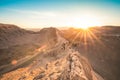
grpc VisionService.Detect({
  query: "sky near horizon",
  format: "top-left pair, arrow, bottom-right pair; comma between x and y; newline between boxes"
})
0,0 -> 120,28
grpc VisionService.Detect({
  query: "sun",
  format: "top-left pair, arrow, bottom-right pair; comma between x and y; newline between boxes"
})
73,14 -> 102,29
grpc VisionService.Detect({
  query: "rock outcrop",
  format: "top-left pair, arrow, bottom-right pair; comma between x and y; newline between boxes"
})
0,48 -> 103,80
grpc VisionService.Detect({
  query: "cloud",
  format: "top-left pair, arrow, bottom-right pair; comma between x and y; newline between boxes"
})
5,8 -> 57,18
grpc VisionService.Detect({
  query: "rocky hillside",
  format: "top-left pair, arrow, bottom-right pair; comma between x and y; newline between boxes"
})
0,23 -> 57,48
0,23 -> 104,80
1,24 -> 119,80
0,44 -> 103,80
0,23 -> 58,69
61,26 -> 120,80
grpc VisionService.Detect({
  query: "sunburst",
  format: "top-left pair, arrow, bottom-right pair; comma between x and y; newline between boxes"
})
72,14 -> 102,29
70,28 -> 109,52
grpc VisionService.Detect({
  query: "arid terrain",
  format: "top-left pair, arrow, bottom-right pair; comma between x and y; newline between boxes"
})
0,23 -> 120,80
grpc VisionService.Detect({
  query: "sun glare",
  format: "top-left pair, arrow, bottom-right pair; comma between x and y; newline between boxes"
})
73,14 -> 102,29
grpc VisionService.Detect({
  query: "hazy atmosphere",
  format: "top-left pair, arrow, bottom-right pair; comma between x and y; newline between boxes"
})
0,0 -> 120,28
